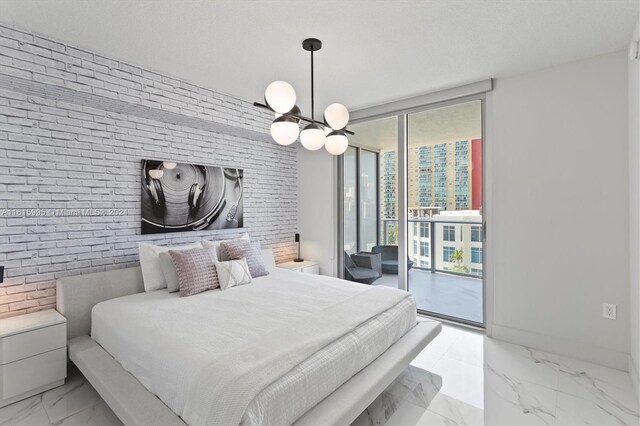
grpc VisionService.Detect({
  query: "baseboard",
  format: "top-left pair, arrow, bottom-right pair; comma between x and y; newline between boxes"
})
630,355 -> 640,408
491,324 -> 629,371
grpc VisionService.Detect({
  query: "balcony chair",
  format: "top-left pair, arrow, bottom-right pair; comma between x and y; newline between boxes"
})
372,245 -> 414,274
343,251 -> 382,285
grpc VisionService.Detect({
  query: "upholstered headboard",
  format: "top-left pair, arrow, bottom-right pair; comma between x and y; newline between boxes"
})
56,266 -> 144,340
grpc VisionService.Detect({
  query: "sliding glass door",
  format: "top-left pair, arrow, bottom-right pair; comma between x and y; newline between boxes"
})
343,145 -> 379,255
407,100 -> 484,325
342,117 -> 397,283
359,150 -> 378,252
343,146 -> 358,255
339,96 -> 486,327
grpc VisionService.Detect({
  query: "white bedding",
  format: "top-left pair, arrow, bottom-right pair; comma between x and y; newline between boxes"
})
91,268 -> 417,425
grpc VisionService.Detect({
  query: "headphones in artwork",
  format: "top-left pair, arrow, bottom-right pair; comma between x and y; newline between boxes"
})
141,160 -> 244,234
143,161 -> 207,221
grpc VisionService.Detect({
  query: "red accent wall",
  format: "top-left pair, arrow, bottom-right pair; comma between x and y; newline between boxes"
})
471,138 -> 483,210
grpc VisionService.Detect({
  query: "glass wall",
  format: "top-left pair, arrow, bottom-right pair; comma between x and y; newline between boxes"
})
343,117 -> 397,284
340,100 -> 485,326
343,146 -> 358,255
359,150 -> 378,252
407,100 -> 484,325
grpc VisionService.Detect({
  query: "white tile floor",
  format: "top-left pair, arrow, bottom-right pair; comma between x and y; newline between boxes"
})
1,323 -> 638,425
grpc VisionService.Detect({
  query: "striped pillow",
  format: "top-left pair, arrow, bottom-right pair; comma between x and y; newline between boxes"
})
221,240 -> 269,278
169,247 -> 219,297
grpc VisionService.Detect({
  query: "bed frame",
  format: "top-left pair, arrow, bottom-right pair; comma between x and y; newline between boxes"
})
56,266 -> 441,426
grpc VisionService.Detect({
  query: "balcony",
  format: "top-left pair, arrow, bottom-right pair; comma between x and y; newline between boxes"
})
375,269 -> 483,323
376,217 -> 484,325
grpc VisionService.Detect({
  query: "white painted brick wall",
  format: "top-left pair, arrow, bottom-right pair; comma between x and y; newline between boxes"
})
0,24 -> 298,318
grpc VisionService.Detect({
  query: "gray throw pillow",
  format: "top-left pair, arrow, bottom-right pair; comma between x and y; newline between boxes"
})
169,247 -> 219,297
221,240 -> 269,278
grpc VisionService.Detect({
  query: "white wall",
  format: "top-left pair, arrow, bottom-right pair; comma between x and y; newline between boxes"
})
489,50 -> 630,369
297,147 -> 338,277
628,16 -> 640,400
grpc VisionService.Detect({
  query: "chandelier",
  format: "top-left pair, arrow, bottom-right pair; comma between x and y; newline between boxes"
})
253,38 -> 353,155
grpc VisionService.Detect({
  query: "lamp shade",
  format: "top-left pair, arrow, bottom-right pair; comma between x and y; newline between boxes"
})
325,130 -> 349,155
148,169 -> 164,179
265,81 -> 296,114
324,103 -> 349,130
300,123 -> 326,151
270,115 -> 300,145
163,161 -> 176,170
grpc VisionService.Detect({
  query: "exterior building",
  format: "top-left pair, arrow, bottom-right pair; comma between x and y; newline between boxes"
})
381,151 -> 398,219
380,139 -> 483,277
407,210 -> 483,276
384,139 -> 482,216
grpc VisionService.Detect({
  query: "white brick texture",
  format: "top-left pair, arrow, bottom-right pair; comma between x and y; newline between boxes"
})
0,24 -> 298,318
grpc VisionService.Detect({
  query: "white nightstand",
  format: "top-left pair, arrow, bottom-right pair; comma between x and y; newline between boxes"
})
0,309 -> 67,408
277,260 -> 320,275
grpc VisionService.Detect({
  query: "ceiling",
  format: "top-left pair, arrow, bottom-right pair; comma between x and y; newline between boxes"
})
351,100 -> 481,151
1,0 -> 637,113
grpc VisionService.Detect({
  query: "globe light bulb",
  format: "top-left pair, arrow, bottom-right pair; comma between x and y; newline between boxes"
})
323,103 -> 349,130
270,116 -> 300,145
300,123 -> 326,151
325,130 -> 348,155
264,81 -> 296,114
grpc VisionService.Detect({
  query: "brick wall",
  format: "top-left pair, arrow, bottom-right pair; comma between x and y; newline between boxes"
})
0,24 -> 298,318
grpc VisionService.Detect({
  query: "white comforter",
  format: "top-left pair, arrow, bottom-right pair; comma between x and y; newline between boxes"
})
91,268 -> 416,425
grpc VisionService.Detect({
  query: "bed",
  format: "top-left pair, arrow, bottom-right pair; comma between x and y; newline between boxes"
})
57,261 -> 441,425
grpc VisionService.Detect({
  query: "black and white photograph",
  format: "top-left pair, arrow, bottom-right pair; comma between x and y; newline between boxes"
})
141,160 -> 243,234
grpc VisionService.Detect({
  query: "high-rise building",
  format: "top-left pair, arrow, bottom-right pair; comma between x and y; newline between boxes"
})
381,139 -> 482,218
380,151 -> 398,219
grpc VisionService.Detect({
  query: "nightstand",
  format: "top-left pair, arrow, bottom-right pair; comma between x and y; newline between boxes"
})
0,309 -> 67,408
277,260 -> 320,275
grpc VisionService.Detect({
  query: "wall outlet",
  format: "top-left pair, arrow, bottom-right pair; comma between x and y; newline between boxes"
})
602,303 -> 617,320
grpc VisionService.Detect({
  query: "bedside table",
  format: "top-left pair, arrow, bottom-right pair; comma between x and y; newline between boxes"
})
277,260 -> 320,275
0,309 -> 67,408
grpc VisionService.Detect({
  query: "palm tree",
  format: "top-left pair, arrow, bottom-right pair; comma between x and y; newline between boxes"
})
448,247 -> 468,273
449,247 -> 464,266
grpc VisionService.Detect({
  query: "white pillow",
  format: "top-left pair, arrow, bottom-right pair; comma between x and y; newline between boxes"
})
201,233 -> 250,261
215,258 -> 252,290
158,252 -> 178,292
139,241 -> 203,292
261,247 -> 276,269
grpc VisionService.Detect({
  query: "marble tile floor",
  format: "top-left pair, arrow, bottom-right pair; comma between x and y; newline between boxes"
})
391,323 -> 639,425
1,323 -> 638,425
0,363 -> 121,426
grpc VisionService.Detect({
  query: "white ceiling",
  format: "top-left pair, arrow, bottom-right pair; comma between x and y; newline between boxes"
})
1,0 -> 637,113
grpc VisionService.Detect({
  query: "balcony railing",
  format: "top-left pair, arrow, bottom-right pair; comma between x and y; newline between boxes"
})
381,218 -> 483,279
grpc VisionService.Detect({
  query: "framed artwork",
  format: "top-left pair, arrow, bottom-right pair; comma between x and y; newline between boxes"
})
141,160 -> 243,234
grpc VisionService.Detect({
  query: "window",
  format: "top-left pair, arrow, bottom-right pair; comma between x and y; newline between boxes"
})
421,241 -> 429,257
471,247 -> 483,264
471,226 -> 482,242
471,268 -> 483,276
443,225 -> 455,241
443,246 -> 455,262
420,223 -> 429,238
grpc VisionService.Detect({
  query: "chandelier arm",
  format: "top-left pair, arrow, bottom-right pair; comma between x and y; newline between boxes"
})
253,102 -> 354,135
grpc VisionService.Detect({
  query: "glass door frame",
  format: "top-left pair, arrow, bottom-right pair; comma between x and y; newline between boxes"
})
338,93 -> 488,328
339,145 -> 381,257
